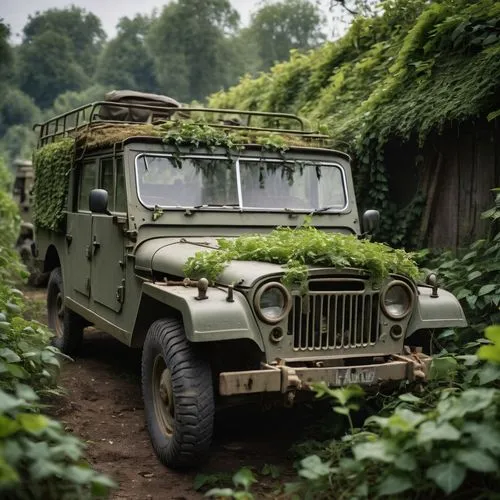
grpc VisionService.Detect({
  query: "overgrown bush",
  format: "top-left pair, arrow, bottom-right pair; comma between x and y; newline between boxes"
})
209,0 -> 500,247
418,188 -> 500,342
0,156 -> 114,498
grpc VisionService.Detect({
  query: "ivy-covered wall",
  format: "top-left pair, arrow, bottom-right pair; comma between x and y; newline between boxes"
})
208,0 -> 500,249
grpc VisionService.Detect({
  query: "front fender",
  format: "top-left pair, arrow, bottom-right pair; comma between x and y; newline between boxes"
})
138,282 -> 264,350
406,286 -> 467,337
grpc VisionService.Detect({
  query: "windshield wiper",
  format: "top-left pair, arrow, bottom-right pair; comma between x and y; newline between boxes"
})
193,203 -> 240,209
310,206 -> 337,214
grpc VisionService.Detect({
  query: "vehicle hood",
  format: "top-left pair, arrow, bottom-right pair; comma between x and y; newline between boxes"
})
134,237 -> 286,287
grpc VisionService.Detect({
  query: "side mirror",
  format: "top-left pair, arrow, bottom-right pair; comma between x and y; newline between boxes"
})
89,189 -> 110,214
362,209 -> 380,234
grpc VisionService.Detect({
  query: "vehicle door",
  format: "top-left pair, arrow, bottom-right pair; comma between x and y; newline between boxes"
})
90,157 -> 127,313
66,159 -> 96,297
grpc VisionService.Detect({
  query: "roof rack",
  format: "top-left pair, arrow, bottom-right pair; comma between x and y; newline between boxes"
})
34,100 -> 329,149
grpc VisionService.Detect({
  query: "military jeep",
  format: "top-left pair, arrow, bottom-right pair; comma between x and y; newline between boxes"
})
33,91 -> 467,468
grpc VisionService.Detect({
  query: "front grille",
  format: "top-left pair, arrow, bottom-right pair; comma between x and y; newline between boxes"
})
289,286 -> 380,351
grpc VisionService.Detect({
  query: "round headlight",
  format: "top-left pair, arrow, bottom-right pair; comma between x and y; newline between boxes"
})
381,281 -> 414,319
254,282 -> 292,324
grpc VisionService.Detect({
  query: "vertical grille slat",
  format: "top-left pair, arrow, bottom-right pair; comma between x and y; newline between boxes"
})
290,281 -> 380,351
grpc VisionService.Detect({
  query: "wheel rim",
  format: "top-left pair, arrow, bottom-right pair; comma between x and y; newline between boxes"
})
54,292 -> 64,338
152,354 -> 175,437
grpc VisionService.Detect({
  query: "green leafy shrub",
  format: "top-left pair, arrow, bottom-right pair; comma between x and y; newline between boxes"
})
286,333 -> 500,499
418,189 -> 500,339
0,155 -> 115,498
184,224 -> 420,290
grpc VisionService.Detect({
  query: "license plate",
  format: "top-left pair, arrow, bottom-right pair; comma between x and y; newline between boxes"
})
334,367 -> 376,386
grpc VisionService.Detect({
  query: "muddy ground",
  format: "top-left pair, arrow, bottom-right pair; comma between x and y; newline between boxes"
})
24,289 -> 327,499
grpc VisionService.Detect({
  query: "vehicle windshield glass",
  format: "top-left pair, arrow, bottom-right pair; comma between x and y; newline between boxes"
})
135,154 -> 347,211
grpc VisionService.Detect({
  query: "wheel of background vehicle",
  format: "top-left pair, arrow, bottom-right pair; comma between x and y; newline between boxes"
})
47,267 -> 85,355
142,318 -> 214,468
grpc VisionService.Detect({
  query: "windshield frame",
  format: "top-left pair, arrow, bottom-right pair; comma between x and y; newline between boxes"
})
134,153 -> 350,213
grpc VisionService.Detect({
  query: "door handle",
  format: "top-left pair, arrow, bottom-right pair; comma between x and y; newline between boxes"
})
92,235 -> 100,253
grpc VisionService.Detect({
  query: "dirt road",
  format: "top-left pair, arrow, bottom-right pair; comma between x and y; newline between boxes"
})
25,290 -> 313,499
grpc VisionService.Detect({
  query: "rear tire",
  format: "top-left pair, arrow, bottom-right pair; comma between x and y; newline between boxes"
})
142,318 -> 214,468
47,267 -> 85,355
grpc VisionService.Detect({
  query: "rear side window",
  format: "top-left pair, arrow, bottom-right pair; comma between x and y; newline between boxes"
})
100,158 -> 115,210
78,161 -> 97,211
115,158 -> 126,213
98,157 -> 126,213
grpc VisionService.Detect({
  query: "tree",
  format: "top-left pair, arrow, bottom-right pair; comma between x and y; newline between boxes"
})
22,6 -> 105,73
96,16 -> 158,93
18,31 -> 89,109
0,21 -> 13,94
247,0 -> 326,71
147,0 -> 241,101
0,88 -> 41,136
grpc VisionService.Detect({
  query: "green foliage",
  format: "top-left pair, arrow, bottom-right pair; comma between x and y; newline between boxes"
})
0,155 -> 115,498
158,120 -> 296,152
286,336 -> 500,499
184,224 -> 420,289
209,0 -> 500,247
206,467 -> 257,499
418,189 -> 500,340
32,138 -> 74,233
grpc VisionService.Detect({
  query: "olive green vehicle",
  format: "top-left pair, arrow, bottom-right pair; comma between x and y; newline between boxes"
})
11,159 -> 38,276
33,91 -> 466,468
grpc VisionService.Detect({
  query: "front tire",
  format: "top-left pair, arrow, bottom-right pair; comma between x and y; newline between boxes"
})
142,318 -> 214,468
47,267 -> 85,355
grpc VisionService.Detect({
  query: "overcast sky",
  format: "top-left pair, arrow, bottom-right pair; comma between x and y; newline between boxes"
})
1,0 -> 277,41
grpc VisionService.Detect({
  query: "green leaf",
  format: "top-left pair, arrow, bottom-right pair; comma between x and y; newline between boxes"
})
91,474 -> 117,497
487,109 -> 500,122
430,356 -> 458,380
17,413 -> 49,434
64,465 -> 95,484
15,384 -> 39,401
0,415 -> 20,437
426,462 -> 466,494
353,440 -> 395,463
0,389 -> 23,412
417,421 -> 460,444
377,474 -> 413,496
394,453 -> 417,472
232,467 -> 256,491
456,449 -> 497,472
205,488 -> 235,498
398,393 -> 421,403
478,284 -> 496,296
299,455 -> 332,480
6,363 -> 29,379
0,348 -> 21,363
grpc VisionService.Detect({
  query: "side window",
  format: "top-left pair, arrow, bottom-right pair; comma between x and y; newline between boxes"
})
100,158 -> 115,211
115,158 -> 127,213
78,161 -> 97,211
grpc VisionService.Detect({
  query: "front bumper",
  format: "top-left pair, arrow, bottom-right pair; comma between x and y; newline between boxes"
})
219,352 -> 431,396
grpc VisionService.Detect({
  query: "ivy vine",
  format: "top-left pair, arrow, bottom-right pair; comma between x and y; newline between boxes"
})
184,224 -> 420,291
208,0 -> 500,248
33,138 -> 75,233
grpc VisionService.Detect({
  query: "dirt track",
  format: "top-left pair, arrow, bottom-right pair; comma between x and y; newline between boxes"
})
25,290 -> 315,499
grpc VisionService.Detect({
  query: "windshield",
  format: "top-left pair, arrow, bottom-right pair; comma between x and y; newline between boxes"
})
135,154 -> 347,211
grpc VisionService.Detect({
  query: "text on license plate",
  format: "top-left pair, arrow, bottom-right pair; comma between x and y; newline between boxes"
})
334,368 -> 376,386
